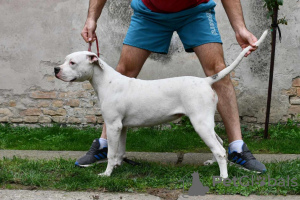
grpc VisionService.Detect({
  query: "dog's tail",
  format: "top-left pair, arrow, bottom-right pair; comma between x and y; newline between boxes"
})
205,30 -> 268,85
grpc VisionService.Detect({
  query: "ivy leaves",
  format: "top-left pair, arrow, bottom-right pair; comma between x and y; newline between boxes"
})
263,0 -> 287,25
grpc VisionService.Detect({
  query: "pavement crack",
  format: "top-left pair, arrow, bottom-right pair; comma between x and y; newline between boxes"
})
176,152 -> 184,164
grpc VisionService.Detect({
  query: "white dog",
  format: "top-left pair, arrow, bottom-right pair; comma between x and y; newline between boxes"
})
55,31 -> 268,178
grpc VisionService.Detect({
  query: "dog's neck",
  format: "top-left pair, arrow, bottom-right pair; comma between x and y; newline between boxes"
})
89,60 -> 124,102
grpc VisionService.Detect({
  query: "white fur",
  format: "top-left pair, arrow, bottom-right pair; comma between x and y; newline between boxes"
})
56,31 -> 268,179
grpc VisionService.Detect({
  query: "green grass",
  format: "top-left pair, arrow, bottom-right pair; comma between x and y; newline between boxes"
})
0,118 -> 299,153
0,157 -> 299,196
0,119 -> 299,195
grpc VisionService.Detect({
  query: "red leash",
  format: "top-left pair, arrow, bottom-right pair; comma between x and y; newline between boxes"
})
88,35 -> 100,57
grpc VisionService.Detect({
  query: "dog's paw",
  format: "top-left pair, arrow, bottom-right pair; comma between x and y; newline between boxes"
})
204,160 -> 215,165
213,176 -> 226,182
98,172 -> 110,177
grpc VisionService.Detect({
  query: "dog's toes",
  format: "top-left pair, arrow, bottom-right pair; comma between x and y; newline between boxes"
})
98,172 -> 110,177
204,160 -> 214,165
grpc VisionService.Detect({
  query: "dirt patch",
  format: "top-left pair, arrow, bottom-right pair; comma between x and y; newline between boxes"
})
147,188 -> 181,200
2,183 -> 38,190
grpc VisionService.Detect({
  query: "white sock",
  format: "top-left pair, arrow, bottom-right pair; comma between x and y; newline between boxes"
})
99,138 -> 108,149
229,140 -> 244,153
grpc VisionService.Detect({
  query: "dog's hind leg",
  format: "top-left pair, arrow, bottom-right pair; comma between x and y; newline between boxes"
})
189,114 -> 228,178
98,121 -> 124,177
204,133 -> 224,165
119,127 -> 127,161
215,133 -> 223,146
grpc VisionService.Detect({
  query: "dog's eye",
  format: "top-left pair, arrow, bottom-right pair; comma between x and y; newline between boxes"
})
69,61 -> 76,65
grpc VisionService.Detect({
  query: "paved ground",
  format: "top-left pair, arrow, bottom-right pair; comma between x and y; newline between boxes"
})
1,150 -> 300,199
1,150 -> 300,164
1,190 -> 300,200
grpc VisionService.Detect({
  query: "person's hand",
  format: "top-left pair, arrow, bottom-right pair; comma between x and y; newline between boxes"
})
235,28 -> 258,57
81,18 -> 97,43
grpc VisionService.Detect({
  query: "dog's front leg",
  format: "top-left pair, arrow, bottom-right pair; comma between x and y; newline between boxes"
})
98,122 -> 124,177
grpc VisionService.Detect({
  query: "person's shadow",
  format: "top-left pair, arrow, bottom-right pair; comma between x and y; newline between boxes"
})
188,172 -> 209,196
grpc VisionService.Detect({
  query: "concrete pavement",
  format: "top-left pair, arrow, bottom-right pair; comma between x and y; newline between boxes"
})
1,190 -> 300,200
1,150 -> 300,164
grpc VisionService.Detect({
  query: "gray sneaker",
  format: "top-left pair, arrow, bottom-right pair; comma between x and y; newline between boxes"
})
228,143 -> 267,173
75,139 -> 108,167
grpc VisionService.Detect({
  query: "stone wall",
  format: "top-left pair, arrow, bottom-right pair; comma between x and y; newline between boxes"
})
0,82 -> 102,125
0,0 -> 299,126
286,78 -> 300,119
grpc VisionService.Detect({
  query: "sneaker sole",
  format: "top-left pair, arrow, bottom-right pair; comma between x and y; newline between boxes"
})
228,160 -> 266,174
75,158 -> 108,168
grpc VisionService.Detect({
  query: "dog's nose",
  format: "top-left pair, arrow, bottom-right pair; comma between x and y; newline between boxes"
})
54,67 -> 60,75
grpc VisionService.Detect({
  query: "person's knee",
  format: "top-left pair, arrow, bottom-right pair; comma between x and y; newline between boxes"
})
206,62 -> 226,76
208,63 -> 232,87
116,63 -> 138,78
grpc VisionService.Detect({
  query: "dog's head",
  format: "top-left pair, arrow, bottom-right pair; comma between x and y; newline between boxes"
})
54,51 -> 103,82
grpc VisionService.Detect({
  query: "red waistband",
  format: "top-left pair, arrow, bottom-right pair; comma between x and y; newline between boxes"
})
142,0 -> 210,13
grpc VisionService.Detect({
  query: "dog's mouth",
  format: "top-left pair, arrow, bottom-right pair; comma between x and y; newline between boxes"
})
55,74 -> 76,82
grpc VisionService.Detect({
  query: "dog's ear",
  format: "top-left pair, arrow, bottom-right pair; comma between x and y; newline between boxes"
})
86,53 -> 104,69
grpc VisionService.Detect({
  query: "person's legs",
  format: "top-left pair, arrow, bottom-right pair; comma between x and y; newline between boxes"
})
193,43 -> 242,144
193,43 -> 266,173
75,45 -> 151,167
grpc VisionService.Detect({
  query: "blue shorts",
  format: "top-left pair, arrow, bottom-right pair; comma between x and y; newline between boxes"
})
123,0 -> 222,54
